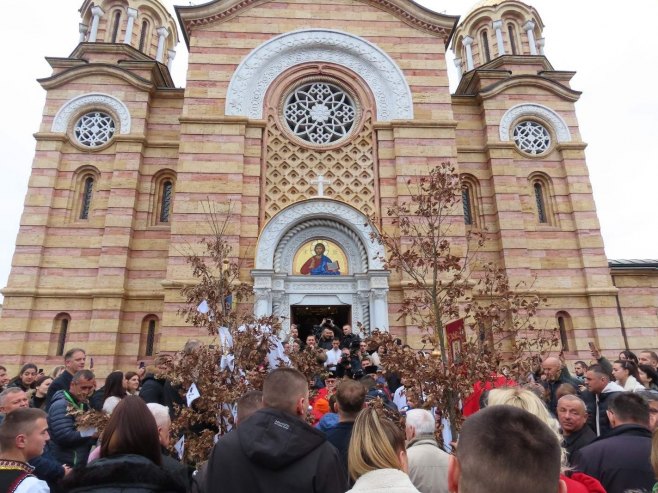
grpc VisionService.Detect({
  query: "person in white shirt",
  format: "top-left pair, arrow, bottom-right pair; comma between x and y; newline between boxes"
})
325,338 -> 342,371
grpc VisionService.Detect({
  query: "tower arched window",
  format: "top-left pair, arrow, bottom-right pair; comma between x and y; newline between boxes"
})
534,182 -> 547,224
80,176 -> 94,220
52,313 -> 71,357
556,311 -> 575,352
481,30 -> 491,63
508,24 -> 518,54
138,20 -> 149,52
462,186 -> 473,225
110,11 -> 121,43
160,180 -> 173,223
140,316 -> 159,357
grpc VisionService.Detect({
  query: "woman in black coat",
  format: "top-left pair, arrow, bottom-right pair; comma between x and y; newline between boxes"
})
62,396 -> 185,493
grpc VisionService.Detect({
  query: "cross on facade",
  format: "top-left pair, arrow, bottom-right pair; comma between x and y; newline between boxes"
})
311,174 -> 331,197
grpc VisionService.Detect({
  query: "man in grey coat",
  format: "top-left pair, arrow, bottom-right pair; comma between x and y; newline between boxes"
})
405,409 -> 449,493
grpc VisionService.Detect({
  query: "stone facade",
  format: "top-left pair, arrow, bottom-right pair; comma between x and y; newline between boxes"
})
0,0 -> 656,376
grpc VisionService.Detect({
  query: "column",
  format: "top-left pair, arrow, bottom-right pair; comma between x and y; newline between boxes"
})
167,49 -> 176,71
252,270 -> 274,317
523,20 -> 538,55
463,36 -> 474,71
537,37 -> 545,56
493,20 -> 505,56
453,58 -> 462,79
123,8 -> 138,45
155,27 -> 169,63
370,289 -> 389,331
79,23 -> 88,43
88,6 -> 104,42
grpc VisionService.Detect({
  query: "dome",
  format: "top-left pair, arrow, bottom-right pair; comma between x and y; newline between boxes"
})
461,0 -> 503,22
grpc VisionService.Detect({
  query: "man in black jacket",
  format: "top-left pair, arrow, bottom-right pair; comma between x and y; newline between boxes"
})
573,392 -> 654,493
47,370 -> 96,467
44,348 -> 86,411
205,368 -> 347,493
556,395 -> 595,464
581,364 -> 624,437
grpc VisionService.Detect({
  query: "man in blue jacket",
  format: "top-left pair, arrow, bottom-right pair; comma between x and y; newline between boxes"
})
47,369 -> 97,467
573,392 -> 654,493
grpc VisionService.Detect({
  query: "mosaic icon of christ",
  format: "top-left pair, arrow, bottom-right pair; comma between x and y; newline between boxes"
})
300,242 -> 340,275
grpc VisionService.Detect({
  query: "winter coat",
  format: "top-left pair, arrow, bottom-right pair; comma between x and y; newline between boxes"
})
205,407 -> 347,493
563,425 -> 596,465
544,370 -> 581,416
139,375 -> 166,406
581,382 -> 623,437
47,390 -> 95,466
62,454 -> 185,493
620,375 -> 645,392
561,472 -> 606,493
45,371 -> 73,411
573,423 -> 654,493
405,436 -> 450,493
347,469 -> 420,493
326,421 -> 355,480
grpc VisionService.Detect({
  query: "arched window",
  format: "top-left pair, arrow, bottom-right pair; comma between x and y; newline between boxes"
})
80,176 -> 94,220
110,11 -> 121,43
462,186 -> 473,225
508,24 -> 518,55
52,313 -> 71,357
160,180 -> 173,223
481,30 -> 491,63
138,20 -> 149,52
461,175 -> 482,228
534,182 -> 547,224
140,316 -> 158,357
556,311 -> 575,352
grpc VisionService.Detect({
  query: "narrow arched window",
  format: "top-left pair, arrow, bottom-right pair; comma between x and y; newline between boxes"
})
508,24 -> 518,54
56,318 -> 69,356
462,186 -> 473,225
110,11 -> 121,43
138,20 -> 149,52
557,315 -> 569,351
534,182 -> 547,223
80,176 -> 94,220
481,30 -> 491,62
146,319 -> 156,357
160,180 -> 173,223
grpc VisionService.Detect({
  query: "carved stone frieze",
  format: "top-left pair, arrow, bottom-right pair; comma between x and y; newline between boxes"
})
52,93 -> 131,134
226,29 -> 413,121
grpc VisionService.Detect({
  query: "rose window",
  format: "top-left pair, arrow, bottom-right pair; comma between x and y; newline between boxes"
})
74,111 -> 116,147
283,82 -> 356,145
513,121 -> 551,155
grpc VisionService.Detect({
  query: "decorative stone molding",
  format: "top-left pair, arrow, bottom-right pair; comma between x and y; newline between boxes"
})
499,104 -> 571,143
226,29 -> 413,121
255,199 -> 384,271
275,221 -> 367,275
52,93 -> 131,134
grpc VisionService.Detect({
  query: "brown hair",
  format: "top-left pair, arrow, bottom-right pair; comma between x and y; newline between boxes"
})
262,368 -> 308,414
336,379 -> 366,417
99,396 -> 162,465
0,408 -> 47,450
348,407 -> 405,481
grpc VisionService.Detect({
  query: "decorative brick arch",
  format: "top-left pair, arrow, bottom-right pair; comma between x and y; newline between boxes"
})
225,29 -> 413,121
499,103 -> 571,143
51,93 -> 131,134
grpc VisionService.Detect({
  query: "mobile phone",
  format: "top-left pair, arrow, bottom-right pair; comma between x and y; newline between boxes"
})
588,341 -> 597,351
138,361 -> 145,369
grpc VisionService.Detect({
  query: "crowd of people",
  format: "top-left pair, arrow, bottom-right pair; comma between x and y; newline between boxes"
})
0,339 -> 657,493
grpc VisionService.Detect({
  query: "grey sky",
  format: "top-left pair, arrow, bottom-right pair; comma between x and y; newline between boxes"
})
1,0 -> 656,302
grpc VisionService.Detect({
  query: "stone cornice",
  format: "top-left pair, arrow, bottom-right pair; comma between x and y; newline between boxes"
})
479,75 -> 582,102
39,64 -> 157,92
175,0 -> 458,47
0,287 -> 166,299
373,119 -> 458,129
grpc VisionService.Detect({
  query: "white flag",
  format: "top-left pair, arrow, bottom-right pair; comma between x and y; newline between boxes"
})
174,435 -> 185,460
220,354 -> 235,371
186,382 -> 201,407
197,300 -> 210,314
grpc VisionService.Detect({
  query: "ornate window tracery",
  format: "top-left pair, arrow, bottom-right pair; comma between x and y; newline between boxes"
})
283,82 -> 356,145
513,120 -> 550,155
74,111 -> 116,147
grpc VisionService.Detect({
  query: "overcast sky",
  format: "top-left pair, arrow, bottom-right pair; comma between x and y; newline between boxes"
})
1,1 -> 656,302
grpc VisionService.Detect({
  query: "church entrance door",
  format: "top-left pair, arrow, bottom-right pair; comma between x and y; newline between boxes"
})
291,304 -> 351,341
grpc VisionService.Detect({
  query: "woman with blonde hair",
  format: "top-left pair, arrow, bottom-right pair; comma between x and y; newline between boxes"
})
487,388 -> 606,493
347,407 -> 420,492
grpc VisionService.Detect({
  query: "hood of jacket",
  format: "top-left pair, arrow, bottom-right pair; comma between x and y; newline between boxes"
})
602,381 -> 624,393
238,407 -> 327,471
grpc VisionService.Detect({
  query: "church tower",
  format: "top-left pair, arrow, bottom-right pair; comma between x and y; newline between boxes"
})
450,0 -> 621,353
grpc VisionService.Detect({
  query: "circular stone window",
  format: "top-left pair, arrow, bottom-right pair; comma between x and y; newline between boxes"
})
283,82 -> 356,145
74,111 -> 116,147
513,120 -> 551,155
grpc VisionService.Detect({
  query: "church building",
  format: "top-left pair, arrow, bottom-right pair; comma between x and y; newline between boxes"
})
1,0 -> 656,373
